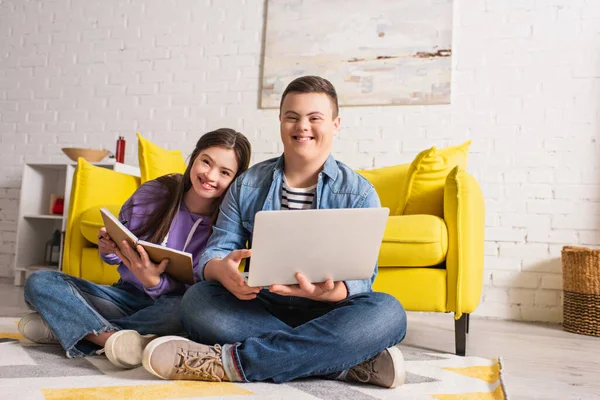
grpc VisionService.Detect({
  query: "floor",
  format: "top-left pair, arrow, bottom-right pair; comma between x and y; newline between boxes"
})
1,277 -> 599,400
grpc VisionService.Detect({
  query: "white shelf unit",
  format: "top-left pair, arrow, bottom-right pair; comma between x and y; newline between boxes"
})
13,161 -> 140,286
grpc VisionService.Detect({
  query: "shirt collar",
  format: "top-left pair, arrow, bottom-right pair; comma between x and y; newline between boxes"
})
273,153 -> 338,181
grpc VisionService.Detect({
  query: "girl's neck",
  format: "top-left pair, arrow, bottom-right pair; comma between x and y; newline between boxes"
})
183,190 -> 215,216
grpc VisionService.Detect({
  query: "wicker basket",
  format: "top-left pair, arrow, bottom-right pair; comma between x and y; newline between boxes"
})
561,246 -> 600,337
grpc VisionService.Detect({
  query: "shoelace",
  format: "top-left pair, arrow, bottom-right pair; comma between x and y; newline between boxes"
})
175,344 -> 224,382
347,357 -> 379,383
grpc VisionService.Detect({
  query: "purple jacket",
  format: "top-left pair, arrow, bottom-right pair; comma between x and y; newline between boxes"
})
100,178 -> 212,299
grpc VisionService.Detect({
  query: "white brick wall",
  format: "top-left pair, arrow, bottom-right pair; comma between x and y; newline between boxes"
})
1,0 -> 599,323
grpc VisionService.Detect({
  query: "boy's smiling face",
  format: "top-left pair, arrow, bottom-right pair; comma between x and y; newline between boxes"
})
279,92 -> 340,166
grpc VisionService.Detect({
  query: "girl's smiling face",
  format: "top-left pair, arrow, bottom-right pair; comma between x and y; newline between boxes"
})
189,146 -> 239,201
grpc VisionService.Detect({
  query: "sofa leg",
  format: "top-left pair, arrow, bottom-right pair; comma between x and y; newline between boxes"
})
466,313 -> 470,334
455,313 -> 468,356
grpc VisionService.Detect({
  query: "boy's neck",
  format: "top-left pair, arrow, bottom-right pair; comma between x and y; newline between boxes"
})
283,155 -> 325,188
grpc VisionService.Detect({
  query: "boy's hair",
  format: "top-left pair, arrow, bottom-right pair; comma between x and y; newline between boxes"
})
279,76 -> 339,118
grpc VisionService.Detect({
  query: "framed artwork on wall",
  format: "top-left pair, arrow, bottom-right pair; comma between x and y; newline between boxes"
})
260,0 -> 453,108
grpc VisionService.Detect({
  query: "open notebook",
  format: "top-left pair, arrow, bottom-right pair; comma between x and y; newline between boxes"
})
100,207 -> 195,285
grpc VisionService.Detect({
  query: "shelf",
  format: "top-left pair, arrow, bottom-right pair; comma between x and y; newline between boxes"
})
27,265 -> 60,271
27,161 -> 116,169
15,265 -> 60,272
14,161 -> 138,286
23,214 -> 63,220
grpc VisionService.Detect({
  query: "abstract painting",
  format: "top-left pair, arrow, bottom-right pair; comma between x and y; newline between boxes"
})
261,0 -> 453,107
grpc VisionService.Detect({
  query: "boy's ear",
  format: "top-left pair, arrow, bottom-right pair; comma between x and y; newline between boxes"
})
333,116 -> 341,136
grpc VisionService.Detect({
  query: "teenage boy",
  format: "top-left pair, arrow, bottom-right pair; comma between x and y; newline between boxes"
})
142,76 -> 407,388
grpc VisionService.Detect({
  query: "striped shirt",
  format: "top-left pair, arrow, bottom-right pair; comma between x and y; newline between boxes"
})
281,176 -> 316,210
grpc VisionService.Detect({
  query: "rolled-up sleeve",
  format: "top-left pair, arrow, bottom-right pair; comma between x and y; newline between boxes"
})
196,180 -> 249,281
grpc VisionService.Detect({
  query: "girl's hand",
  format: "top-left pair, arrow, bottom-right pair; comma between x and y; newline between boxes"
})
97,227 -> 118,255
115,240 -> 168,288
205,249 -> 261,300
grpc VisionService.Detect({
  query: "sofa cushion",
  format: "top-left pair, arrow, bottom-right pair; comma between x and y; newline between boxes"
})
397,140 -> 470,217
137,132 -> 186,183
378,214 -> 448,267
80,204 -> 122,245
373,267 -> 447,312
357,163 -> 409,216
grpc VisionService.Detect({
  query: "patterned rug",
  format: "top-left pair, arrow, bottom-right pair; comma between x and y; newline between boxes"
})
0,318 -> 507,399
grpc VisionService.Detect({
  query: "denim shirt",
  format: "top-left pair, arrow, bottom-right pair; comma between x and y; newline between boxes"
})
197,153 -> 382,297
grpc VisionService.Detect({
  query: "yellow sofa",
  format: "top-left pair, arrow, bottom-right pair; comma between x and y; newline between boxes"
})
62,159 -> 140,285
358,142 -> 485,356
64,138 -> 484,356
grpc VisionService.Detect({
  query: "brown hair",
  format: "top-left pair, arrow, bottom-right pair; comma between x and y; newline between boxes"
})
279,75 -> 339,118
129,128 -> 251,244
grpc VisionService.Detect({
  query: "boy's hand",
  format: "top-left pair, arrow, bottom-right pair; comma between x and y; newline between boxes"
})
115,240 -> 167,288
269,272 -> 348,302
205,249 -> 261,300
97,227 -> 118,255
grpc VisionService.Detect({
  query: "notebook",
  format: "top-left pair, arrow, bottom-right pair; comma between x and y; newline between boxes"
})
100,207 -> 195,285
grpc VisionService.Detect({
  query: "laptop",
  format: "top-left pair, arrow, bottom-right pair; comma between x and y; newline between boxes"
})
246,207 -> 390,287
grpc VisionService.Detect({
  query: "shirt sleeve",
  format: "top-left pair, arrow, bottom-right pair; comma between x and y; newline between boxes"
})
143,274 -> 186,299
343,186 -> 382,297
196,179 -> 249,281
99,252 -> 121,265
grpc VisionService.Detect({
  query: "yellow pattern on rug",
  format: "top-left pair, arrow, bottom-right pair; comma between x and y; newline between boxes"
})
444,360 -> 501,383
0,333 -> 24,340
1,319 -> 25,340
431,384 -> 506,400
42,381 -> 253,400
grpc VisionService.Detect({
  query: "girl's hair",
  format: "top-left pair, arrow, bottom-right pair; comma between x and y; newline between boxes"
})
129,128 -> 251,244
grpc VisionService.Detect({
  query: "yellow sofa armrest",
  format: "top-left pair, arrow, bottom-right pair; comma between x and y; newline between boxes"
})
444,166 -> 485,318
63,159 -> 140,279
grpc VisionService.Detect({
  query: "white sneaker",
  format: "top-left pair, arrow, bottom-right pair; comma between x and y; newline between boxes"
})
142,336 -> 226,381
18,312 -> 59,344
105,330 -> 157,369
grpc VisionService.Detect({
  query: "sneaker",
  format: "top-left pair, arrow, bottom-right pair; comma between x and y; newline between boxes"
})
346,346 -> 405,388
142,336 -> 227,382
18,312 -> 59,344
104,330 -> 157,369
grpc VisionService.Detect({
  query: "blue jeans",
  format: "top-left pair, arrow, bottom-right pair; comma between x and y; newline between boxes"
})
23,270 -> 186,358
180,281 -> 407,383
